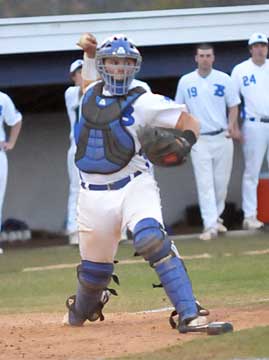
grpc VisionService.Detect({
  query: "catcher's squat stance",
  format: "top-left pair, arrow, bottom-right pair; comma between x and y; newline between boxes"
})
63,33 -> 233,335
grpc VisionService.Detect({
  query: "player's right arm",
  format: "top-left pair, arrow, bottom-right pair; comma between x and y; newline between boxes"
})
77,33 -> 100,92
0,95 -> 22,151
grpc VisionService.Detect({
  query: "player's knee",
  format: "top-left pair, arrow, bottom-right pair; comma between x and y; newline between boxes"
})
77,260 -> 114,291
133,218 -> 171,265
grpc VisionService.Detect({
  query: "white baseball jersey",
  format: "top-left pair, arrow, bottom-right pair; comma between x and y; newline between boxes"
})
175,69 -> 240,133
175,69 -> 239,231
231,58 -> 269,219
64,86 -> 81,146
231,58 -> 269,119
0,92 -> 22,232
79,79 -> 183,185
0,91 -> 22,142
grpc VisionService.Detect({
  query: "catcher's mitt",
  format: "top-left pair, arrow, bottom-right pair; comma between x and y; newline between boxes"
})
137,126 -> 193,167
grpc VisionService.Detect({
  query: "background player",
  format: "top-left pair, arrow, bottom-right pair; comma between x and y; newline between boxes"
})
175,43 -> 241,241
231,32 -> 269,230
64,59 -> 84,244
62,33 -> 232,335
0,92 -> 22,254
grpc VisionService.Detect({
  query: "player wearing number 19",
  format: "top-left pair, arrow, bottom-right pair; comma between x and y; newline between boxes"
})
175,43 -> 241,241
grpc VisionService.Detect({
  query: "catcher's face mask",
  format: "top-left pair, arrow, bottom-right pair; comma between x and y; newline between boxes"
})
96,34 -> 142,96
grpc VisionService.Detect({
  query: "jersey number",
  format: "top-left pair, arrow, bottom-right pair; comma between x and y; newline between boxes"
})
187,87 -> 197,98
243,74 -> 256,86
121,105 -> 135,126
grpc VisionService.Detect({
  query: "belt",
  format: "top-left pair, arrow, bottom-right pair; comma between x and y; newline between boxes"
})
201,128 -> 224,136
249,117 -> 269,123
81,171 -> 142,191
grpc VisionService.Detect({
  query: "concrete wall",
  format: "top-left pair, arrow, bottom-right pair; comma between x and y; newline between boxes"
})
3,111 -> 248,231
3,112 -> 70,231
155,142 -> 244,226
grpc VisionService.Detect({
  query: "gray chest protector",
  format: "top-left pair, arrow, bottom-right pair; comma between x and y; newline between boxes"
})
75,82 -> 146,174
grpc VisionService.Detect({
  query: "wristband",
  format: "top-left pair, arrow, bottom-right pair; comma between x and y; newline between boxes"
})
81,54 -> 98,81
182,130 -> 197,147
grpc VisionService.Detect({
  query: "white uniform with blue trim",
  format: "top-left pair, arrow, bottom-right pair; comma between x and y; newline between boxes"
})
0,92 -> 22,231
231,58 -> 269,218
64,85 -> 81,234
175,69 -> 240,230
77,79 -> 184,262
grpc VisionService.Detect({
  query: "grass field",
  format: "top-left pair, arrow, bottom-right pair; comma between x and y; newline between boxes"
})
0,232 -> 269,359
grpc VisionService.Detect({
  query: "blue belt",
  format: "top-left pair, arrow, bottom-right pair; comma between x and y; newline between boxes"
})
201,128 -> 224,136
249,117 -> 269,123
81,171 -> 142,191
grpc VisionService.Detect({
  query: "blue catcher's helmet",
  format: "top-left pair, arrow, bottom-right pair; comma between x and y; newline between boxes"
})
96,34 -> 142,96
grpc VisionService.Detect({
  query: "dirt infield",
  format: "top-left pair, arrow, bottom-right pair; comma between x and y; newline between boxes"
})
1,306 -> 269,360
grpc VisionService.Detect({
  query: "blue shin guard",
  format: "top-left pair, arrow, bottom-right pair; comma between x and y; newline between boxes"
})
133,218 -> 197,322
154,256 -> 197,322
67,260 -> 113,326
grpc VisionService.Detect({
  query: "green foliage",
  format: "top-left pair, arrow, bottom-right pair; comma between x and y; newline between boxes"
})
0,0 -> 268,18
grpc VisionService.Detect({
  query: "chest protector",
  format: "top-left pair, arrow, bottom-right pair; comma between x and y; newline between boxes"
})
75,82 -> 146,174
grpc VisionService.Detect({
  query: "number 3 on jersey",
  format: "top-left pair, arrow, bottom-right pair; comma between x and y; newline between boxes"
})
243,74 -> 256,86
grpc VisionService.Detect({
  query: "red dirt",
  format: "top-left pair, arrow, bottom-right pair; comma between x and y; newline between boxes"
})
1,306 -> 269,360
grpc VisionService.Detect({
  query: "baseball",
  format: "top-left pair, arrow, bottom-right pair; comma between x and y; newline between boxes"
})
77,33 -> 97,50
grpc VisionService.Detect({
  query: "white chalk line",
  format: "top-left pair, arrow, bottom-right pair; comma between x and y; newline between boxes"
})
22,248 -> 269,273
136,297 -> 269,314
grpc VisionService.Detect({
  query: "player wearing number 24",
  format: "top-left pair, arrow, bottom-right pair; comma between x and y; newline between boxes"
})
62,33 -> 233,335
231,32 -> 269,231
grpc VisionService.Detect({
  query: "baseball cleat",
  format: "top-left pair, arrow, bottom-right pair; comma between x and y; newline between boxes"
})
243,216 -> 264,230
63,295 -> 84,326
0,247 -> 3,255
179,317 -> 233,335
63,289 -> 113,326
169,301 -> 209,329
62,312 -> 71,326
195,300 -> 210,316
199,228 -> 218,241
217,218 -> 227,233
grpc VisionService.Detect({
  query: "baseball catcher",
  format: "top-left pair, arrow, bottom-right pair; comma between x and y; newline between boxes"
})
62,32 -> 233,337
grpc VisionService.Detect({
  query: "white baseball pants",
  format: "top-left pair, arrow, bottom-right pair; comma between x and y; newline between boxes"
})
66,144 -> 80,233
77,172 -> 163,263
191,133 -> 233,230
242,121 -> 269,218
0,151 -> 8,231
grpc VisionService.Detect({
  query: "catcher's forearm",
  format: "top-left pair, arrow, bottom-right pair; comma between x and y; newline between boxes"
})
82,55 -> 99,82
175,112 -> 200,139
